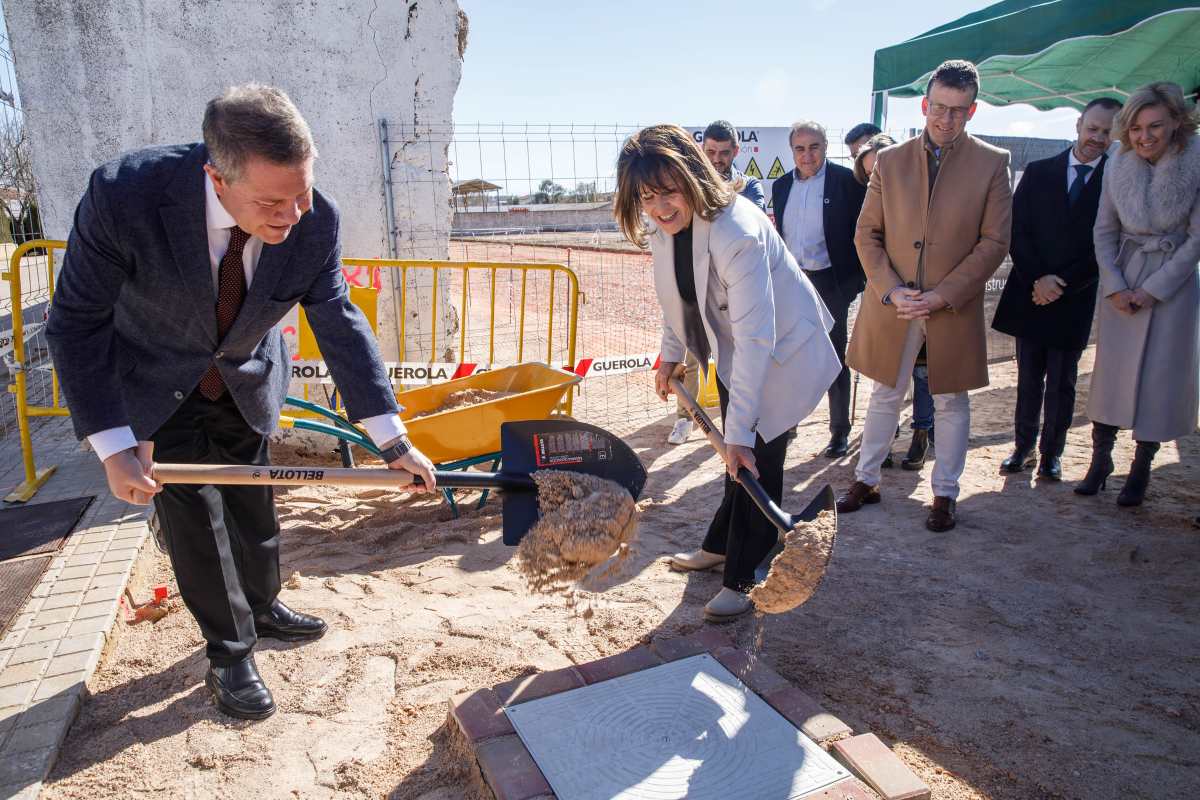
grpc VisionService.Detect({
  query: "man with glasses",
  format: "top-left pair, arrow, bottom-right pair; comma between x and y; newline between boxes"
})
839,60 -> 1012,532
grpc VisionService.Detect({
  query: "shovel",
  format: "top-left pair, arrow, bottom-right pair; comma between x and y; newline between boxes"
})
669,377 -> 835,582
149,419 -> 647,547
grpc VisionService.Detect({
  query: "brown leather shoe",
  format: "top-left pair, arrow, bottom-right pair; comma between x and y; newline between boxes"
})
836,481 -> 880,513
926,496 -> 957,532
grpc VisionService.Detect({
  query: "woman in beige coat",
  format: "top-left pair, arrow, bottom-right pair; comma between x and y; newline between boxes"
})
1076,82 -> 1200,506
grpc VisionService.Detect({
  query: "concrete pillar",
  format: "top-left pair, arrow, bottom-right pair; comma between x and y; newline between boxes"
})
4,0 -> 467,364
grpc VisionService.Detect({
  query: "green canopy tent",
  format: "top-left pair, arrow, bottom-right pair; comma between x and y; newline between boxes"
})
871,1 -> 1200,126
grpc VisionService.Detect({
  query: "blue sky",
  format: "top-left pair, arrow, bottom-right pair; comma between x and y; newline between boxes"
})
453,0 -> 1082,141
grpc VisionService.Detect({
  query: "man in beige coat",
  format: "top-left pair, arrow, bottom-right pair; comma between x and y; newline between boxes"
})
838,60 -> 1013,531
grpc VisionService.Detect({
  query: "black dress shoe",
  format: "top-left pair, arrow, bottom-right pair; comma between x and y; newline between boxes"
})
206,657 -> 275,720
1037,455 -> 1062,481
823,433 -> 850,458
1001,448 -> 1037,473
255,600 -> 328,642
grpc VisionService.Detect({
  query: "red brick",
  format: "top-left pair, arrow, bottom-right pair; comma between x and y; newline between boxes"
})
764,686 -> 853,741
448,688 -> 514,743
575,647 -> 662,685
648,628 -> 733,662
493,666 -> 583,706
831,733 -> 930,800
474,734 -> 553,800
711,647 -> 791,696
799,777 -> 875,799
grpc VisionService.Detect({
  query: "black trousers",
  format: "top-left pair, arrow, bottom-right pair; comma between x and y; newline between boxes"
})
804,269 -> 851,435
151,389 -> 281,666
701,379 -> 790,593
1014,338 -> 1083,457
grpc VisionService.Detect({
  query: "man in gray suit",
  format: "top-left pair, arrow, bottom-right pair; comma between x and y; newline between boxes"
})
46,84 -> 436,720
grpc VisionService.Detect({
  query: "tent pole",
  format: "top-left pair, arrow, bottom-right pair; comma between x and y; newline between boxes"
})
870,90 -> 888,129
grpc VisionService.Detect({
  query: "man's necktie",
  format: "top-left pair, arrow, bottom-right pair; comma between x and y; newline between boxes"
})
197,227 -> 251,401
1067,164 -> 1093,206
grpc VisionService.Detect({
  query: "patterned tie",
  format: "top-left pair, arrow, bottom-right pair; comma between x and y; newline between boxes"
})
197,226 -> 251,401
1067,164 -> 1092,206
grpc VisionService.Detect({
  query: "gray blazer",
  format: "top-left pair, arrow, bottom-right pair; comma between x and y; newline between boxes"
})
652,195 -> 840,446
46,143 -> 399,441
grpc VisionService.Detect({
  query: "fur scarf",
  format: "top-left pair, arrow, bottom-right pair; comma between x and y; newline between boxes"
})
1106,133 -> 1200,233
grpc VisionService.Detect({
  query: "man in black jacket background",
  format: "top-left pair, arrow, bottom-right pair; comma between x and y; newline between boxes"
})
992,97 -> 1123,479
772,120 -> 867,457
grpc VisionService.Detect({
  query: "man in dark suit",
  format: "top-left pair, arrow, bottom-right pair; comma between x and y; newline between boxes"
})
45,84 -> 437,720
771,120 -> 867,457
992,97 -> 1123,479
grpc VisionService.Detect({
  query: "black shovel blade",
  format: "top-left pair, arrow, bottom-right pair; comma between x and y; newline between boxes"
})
753,484 -> 836,583
499,419 -> 647,546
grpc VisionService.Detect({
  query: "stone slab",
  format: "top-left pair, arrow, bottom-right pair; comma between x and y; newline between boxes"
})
831,733 -> 930,800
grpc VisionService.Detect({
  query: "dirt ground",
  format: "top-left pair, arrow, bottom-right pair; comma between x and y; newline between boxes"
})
40,349 -> 1199,800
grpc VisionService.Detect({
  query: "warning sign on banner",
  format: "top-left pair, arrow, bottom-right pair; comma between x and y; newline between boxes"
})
685,126 -> 797,210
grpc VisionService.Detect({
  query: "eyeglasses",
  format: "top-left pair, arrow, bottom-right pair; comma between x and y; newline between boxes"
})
928,102 -> 971,120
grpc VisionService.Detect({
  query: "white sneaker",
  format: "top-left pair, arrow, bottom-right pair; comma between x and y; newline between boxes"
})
704,587 -> 753,622
668,549 -> 726,572
667,418 -> 693,445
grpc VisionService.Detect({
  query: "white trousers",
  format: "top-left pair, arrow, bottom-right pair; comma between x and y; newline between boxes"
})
855,320 -> 971,500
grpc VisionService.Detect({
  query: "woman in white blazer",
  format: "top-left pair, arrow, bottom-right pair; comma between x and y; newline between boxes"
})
615,125 -> 840,621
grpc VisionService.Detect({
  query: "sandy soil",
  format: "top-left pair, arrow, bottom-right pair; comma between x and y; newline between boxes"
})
41,350 -> 1199,800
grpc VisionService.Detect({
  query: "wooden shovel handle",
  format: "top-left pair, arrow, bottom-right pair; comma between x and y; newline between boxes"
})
669,377 -> 728,460
151,462 -> 419,488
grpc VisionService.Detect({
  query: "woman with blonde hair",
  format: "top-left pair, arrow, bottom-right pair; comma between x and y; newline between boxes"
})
1075,82 -> 1200,506
615,124 -> 840,621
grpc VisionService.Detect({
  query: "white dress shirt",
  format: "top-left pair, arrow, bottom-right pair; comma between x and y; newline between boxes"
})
781,161 -> 831,271
88,174 -> 407,461
1066,148 -> 1103,193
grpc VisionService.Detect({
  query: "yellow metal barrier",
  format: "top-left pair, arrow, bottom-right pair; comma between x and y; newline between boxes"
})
4,239 -> 69,502
339,258 -> 580,415
5,246 -> 580,501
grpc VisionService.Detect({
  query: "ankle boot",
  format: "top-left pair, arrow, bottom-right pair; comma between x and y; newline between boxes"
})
1117,441 -> 1160,507
901,429 -> 929,470
1074,423 -> 1118,495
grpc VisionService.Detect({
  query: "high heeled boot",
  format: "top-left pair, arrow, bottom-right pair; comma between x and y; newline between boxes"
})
1074,423 -> 1118,495
1117,441 -> 1160,507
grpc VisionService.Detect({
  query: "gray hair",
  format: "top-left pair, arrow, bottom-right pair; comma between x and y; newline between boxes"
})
788,120 -> 827,147
203,84 -> 317,182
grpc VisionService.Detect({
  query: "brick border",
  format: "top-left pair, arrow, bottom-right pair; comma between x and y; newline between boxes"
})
443,628 -> 914,800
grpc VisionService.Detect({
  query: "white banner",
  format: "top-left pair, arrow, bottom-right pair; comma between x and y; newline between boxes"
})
686,126 -> 795,213
0,321 -> 46,358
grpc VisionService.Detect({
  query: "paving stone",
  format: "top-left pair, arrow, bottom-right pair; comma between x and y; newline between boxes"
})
0,683 -> 36,710
87,572 -> 126,590
8,614 -> 35,633
43,649 -> 99,681
2,643 -> 54,670
0,744 -> 54,786
81,585 -> 123,606
54,565 -> 94,583
765,686 -> 853,741
493,666 -> 583,707
17,694 -> 80,729
0,705 -> 24,727
69,541 -> 108,555
64,551 -> 104,568
38,593 -> 84,612
2,720 -> 67,755
474,734 -> 553,800
65,615 -> 112,639
1,780 -> 44,800
47,577 -> 90,595
711,647 -> 792,696
449,689 -> 516,743
0,631 -> 23,651
18,623 -> 70,647
100,548 -> 139,564
648,628 -> 733,662
55,633 -> 105,658
32,673 -> 85,702
74,600 -> 117,622
576,646 -> 662,685
92,561 -> 129,577
831,734 -> 930,800
0,662 -> 45,690
30,606 -> 75,627
799,777 -> 875,799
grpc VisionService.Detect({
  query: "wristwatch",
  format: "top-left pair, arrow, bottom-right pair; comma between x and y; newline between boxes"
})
378,435 -> 414,464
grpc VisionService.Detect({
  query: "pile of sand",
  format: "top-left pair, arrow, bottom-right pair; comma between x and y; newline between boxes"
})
413,389 -> 515,419
750,509 -> 836,615
516,470 -> 639,594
